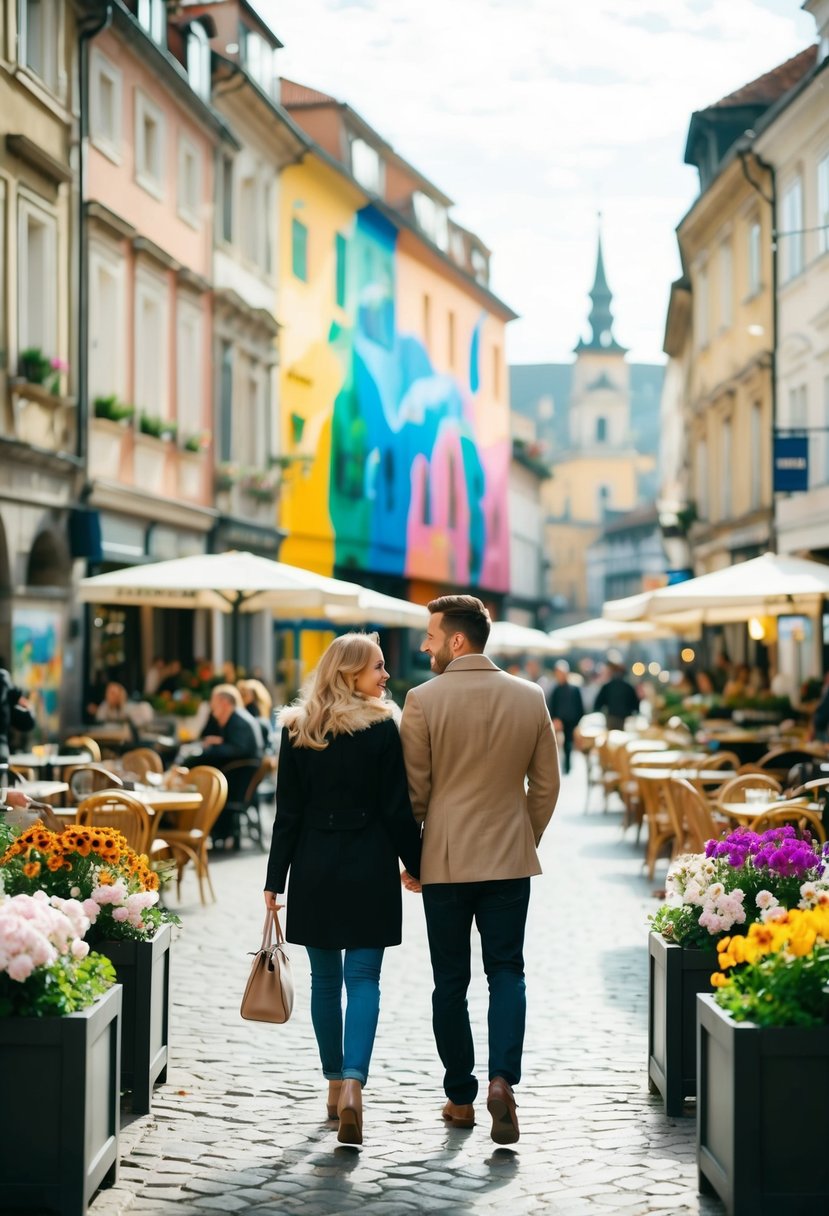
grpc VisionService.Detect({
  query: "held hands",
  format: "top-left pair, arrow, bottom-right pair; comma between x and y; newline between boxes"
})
3,790 -> 32,809
263,890 -> 284,911
401,870 -> 422,894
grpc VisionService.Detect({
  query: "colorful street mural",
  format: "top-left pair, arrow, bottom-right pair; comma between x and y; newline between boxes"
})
282,198 -> 510,593
12,608 -> 63,737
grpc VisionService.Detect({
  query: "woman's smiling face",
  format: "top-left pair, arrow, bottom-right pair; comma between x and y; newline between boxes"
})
354,643 -> 388,699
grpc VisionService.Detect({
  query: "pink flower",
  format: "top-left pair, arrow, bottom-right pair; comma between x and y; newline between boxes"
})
71,938 -> 90,960
7,953 -> 35,982
111,907 -> 130,922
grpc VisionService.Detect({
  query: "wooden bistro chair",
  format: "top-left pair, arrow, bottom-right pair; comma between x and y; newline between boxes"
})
640,774 -> 677,880
746,804 -> 827,845
753,746 -> 828,784
63,735 -> 102,762
668,777 -> 725,855
153,766 -> 228,904
65,764 -> 124,806
76,790 -> 153,855
715,773 -> 783,804
222,758 -> 271,850
120,748 -> 164,782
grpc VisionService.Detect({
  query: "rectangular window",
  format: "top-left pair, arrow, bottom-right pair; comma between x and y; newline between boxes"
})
263,180 -> 273,275
422,293 -> 431,352
492,344 -> 501,398
17,195 -> 57,359
781,175 -> 804,282
720,418 -> 732,518
334,232 -> 347,308
789,383 -> 808,429
218,340 -> 233,462
719,240 -> 732,329
747,219 -> 762,296
750,401 -> 762,508
412,191 -> 448,250
21,0 -> 58,91
695,263 -> 709,347
134,270 -> 168,417
819,154 -> 829,257
291,217 -> 307,281
218,154 -> 233,244
89,246 -> 125,402
350,138 -> 383,193
177,137 -> 201,226
137,0 -> 166,46
240,178 -> 257,264
447,310 -> 456,369
135,90 -> 165,199
90,50 -> 122,160
176,298 -> 203,439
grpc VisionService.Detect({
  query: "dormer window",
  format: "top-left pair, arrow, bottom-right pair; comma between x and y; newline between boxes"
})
350,138 -> 383,193
471,247 -> 488,286
241,26 -> 277,99
187,22 -> 211,100
137,0 -> 166,46
412,191 -> 448,250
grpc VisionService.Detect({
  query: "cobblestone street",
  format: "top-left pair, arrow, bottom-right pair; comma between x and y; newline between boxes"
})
89,760 -> 724,1216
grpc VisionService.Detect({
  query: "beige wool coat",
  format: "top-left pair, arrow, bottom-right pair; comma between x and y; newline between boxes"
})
400,654 -> 560,884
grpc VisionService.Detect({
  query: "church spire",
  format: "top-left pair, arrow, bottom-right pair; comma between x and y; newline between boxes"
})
574,216 -> 627,354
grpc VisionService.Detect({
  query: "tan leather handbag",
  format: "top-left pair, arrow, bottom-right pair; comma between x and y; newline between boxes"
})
240,908 -> 294,1023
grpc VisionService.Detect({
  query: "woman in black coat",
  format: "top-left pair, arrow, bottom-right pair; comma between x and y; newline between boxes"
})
264,632 -> 421,1146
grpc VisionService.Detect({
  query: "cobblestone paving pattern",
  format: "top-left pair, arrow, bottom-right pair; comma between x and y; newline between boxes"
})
88,760 -> 725,1216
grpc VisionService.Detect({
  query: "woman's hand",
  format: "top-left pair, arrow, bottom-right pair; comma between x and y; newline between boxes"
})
401,870 -> 422,894
2,789 -> 32,809
264,890 -> 284,911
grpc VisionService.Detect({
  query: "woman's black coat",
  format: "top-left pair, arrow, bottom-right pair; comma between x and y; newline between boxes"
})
265,716 -> 421,949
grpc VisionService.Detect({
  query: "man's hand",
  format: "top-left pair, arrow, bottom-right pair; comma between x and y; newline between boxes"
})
263,890 -> 284,911
401,870 -> 422,894
201,735 -> 223,747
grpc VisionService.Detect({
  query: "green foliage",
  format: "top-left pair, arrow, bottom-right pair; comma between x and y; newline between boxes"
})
0,952 -> 116,1018
18,347 -> 51,384
715,945 -> 829,1028
139,412 -> 177,440
94,395 -> 135,423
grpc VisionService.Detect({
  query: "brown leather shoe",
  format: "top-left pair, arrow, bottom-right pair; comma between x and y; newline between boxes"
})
326,1080 -> 343,1119
487,1077 -> 519,1144
442,1099 -> 475,1128
337,1079 -> 363,1145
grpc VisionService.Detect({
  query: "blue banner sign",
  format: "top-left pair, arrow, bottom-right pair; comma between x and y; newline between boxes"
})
773,435 -> 809,492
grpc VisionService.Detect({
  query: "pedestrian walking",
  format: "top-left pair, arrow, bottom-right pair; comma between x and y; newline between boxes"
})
263,632 -> 422,1146
400,595 -> 560,1144
547,660 -> 584,775
593,662 -> 640,731
0,666 -> 35,811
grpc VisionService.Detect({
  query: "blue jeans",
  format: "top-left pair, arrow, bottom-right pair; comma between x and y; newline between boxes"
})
422,878 -> 531,1104
306,947 -> 385,1085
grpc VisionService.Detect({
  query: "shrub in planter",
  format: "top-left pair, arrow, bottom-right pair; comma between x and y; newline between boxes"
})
94,395 -> 135,424
139,412 -> 177,441
697,908 -> 829,1214
648,826 -> 829,1114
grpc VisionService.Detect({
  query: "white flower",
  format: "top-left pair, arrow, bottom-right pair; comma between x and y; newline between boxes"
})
755,890 -> 778,910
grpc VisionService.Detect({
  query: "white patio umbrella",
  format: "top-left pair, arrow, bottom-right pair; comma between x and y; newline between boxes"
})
487,620 -> 567,658
547,616 -> 685,648
313,585 -> 429,629
635,554 -> 829,624
78,551 -> 363,660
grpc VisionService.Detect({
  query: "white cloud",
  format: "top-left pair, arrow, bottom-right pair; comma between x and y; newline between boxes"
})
260,0 -> 816,363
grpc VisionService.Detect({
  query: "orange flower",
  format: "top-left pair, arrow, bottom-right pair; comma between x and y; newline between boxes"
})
98,870 -> 115,886
47,855 -> 64,872
22,861 -> 41,878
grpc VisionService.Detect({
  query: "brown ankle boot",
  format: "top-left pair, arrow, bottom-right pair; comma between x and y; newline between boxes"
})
337,1079 -> 363,1145
326,1080 -> 343,1119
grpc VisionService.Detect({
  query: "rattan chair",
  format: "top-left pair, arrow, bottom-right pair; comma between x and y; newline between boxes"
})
716,773 -> 782,803
120,747 -> 164,782
668,777 -> 723,855
66,763 -> 124,805
63,735 -> 102,762
640,775 -> 677,879
153,766 -> 228,904
746,804 -> 827,844
76,790 -> 153,854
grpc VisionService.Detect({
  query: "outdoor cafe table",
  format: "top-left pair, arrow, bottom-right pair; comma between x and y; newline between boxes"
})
19,780 -> 70,804
52,787 -> 203,844
631,768 -> 737,787
715,798 -> 818,825
10,751 -> 92,779
627,751 -> 710,768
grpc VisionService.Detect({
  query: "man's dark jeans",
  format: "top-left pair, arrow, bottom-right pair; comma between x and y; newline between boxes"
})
422,877 -> 531,1104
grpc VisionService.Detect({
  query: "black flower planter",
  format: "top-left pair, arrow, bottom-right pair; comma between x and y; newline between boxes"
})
98,922 -> 172,1114
648,931 -> 717,1115
0,985 -> 121,1216
697,993 -> 829,1215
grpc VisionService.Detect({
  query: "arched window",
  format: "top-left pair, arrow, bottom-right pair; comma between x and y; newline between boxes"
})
187,23 -> 211,100
596,416 -> 607,443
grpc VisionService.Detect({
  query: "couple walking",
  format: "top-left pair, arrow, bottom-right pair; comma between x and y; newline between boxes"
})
264,595 -> 560,1146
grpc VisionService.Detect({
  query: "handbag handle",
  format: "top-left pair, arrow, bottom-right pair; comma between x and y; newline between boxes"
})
260,908 -> 285,951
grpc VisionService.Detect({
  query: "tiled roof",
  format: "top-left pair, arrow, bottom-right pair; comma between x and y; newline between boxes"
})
280,78 -> 338,107
709,46 -> 817,110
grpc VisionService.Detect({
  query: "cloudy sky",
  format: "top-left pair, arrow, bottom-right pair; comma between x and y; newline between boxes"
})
263,0 -> 816,366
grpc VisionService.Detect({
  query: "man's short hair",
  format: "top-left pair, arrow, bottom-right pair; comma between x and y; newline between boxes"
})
427,595 -> 491,651
212,683 -> 242,708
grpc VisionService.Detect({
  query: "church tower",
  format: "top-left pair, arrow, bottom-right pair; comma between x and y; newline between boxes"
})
569,225 -> 631,452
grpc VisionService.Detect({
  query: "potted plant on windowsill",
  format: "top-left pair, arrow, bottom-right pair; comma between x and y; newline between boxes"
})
215,461 -> 238,494
135,414 -> 175,491
0,821 -> 179,1117
94,395 -> 135,425
0,874 -> 121,1216
138,412 -> 177,442
697,902 -> 829,1215
648,825 -> 829,1116
241,467 -> 279,503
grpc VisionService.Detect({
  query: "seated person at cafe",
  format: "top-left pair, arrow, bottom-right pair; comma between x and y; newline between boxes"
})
1,664 -> 35,768
182,684 -> 262,844
93,681 -> 153,734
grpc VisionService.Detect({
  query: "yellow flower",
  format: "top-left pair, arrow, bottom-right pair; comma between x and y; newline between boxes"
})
710,972 -> 731,987
22,861 -> 41,878
47,855 -> 64,872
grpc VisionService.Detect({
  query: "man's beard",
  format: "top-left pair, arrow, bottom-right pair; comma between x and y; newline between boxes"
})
431,639 -> 453,674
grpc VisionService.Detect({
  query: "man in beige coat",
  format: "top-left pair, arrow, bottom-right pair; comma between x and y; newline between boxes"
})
400,595 -> 560,1144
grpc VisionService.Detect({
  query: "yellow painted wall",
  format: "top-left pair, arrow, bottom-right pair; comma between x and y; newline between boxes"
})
277,156 -> 363,575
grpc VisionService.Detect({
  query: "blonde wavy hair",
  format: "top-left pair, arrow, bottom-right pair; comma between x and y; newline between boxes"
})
287,632 -> 383,750
237,677 -> 272,720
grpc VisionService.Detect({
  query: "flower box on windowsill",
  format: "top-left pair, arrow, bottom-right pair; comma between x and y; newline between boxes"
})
9,378 -> 76,451
133,429 -> 170,493
178,448 -> 205,500
89,415 -> 129,473
0,985 -> 121,1216
696,993 -> 829,1215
